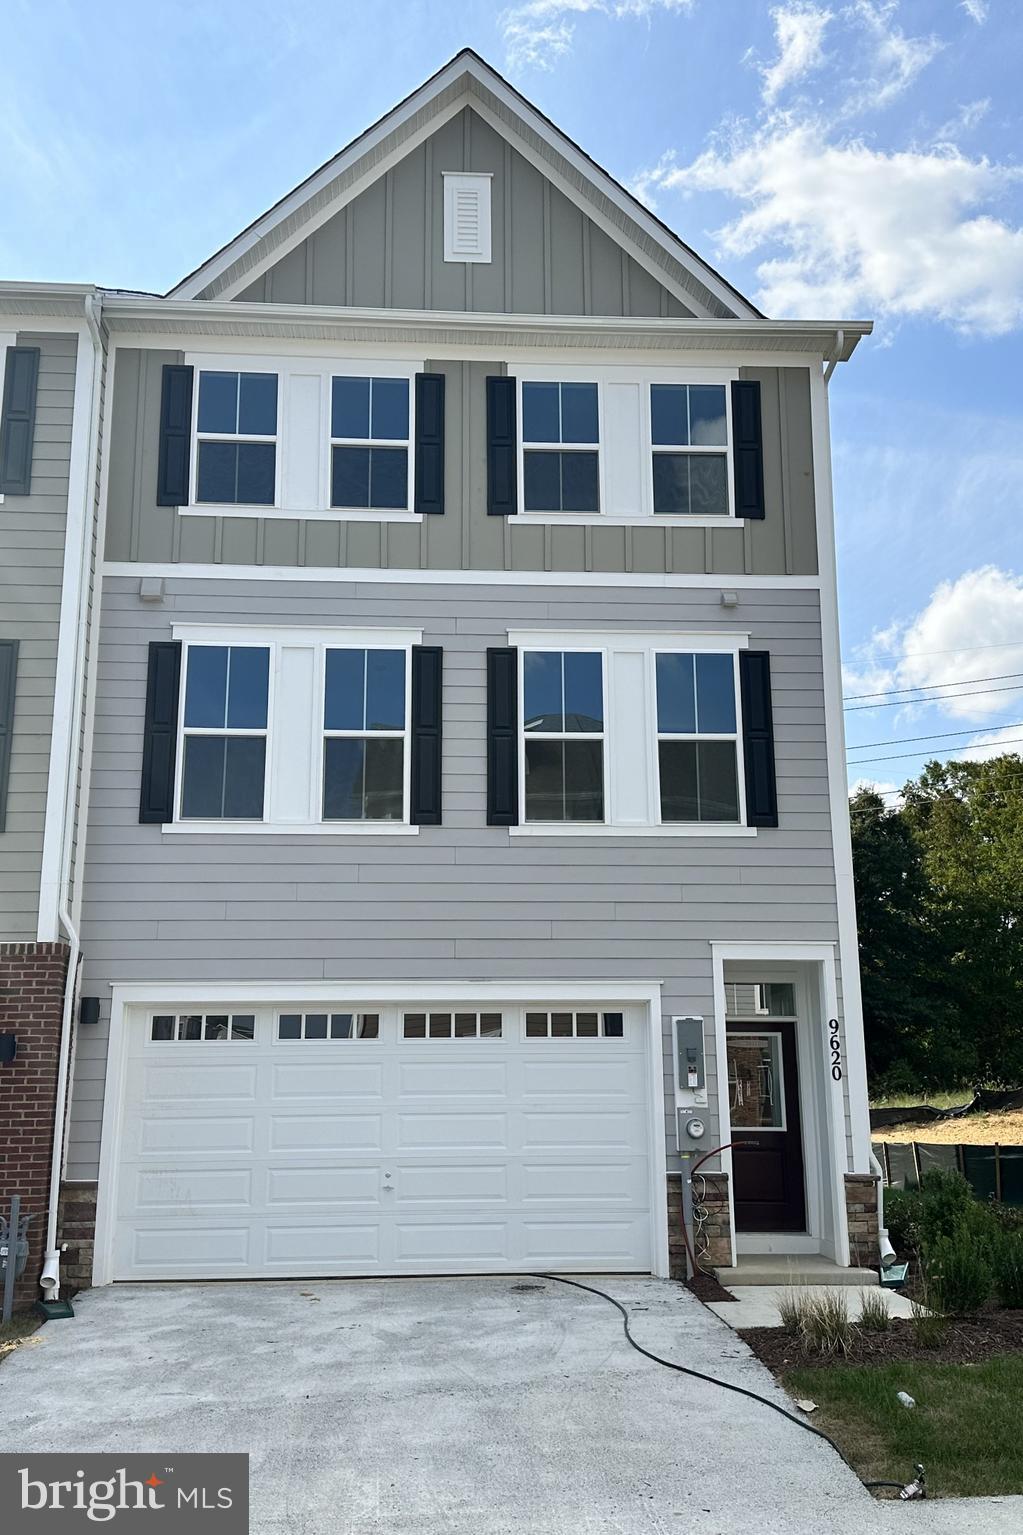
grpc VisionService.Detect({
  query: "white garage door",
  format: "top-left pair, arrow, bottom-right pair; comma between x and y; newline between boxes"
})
112,1002 -> 653,1279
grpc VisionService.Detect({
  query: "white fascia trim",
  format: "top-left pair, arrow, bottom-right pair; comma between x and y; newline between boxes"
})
109,979 -> 664,1006
36,318 -> 103,941
172,622 -> 422,646
104,562 -> 822,591
811,367 -> 872,1176
508,628 -> 749,649
711,941 -> 837,961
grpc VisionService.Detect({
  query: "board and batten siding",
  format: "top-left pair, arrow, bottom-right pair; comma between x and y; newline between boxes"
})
104,352 -> 817,578
69,574 -> 847,1181
235,107 -> 695,319
0,332 -> 78,940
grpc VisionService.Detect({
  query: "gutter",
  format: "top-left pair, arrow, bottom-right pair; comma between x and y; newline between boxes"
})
40,292 -> 104,1302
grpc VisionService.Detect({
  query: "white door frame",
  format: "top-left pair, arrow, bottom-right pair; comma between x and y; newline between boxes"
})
92,979 -> 668,1286
710,942 -> 850,1266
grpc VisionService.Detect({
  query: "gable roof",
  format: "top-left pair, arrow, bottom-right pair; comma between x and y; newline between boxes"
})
169,49 -> 760,321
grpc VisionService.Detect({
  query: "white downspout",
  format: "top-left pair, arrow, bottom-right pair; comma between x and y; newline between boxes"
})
40,293 -> 103,1301
823,325 -> 893,1270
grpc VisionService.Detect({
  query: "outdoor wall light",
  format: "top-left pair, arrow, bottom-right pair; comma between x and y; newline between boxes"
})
0,1033 -> 17,1065
79,996 -> 100,1027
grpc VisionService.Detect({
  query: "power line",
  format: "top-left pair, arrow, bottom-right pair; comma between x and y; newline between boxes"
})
845,682 -> 1023,712
848,765 -> 1023,812
848,736 -> 1023,766
844,670 -> 1023,702
847,720 -> 1023,753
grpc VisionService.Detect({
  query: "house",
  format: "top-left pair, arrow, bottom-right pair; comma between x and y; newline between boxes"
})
0,50 -> 879,1302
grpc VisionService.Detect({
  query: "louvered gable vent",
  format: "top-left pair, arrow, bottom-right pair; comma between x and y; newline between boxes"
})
443,173 -> 492,263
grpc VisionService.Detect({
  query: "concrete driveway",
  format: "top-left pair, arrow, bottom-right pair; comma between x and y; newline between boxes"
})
3,1276 -> 1020,1534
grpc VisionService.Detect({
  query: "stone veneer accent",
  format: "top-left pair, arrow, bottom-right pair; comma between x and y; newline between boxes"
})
57,1181 -> 98,1292
0,942 -> 71,1306
844,1172 -> 880,1268
667,1169 -> 733,1279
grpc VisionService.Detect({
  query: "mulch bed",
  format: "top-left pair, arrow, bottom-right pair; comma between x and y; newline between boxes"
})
686,1272 -> 736,1303
740,1310 -> 1023,1372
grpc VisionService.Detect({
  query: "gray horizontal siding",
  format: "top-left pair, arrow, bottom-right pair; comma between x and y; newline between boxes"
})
105,350 -> 817,580
69,575 -> 846,1182
0,332 -> 77,940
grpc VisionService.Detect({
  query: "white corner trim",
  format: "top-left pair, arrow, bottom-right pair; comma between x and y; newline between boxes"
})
103,561 -> 823,591
37,319 -> 103,941
810,367 -> 872,1175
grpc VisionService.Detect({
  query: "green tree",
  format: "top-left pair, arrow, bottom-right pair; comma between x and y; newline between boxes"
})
850,755 -> 1023,1092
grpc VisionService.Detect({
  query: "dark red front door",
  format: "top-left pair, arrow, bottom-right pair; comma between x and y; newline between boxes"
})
727,1020 -> 806,1232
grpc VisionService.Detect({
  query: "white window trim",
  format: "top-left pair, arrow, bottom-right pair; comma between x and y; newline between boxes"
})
190,365 -> 281,513
175,639 -> 274,825
320,641 -> 413,828
167,623 -> 421,835
517,376 -> 603,517
328,371 -> 415,515
517,643 -> 609,829
509,628 -> 753,838
180,352 -> 423,521
649,380 -> 734,521
513,362 -> 738,525
652,646 -> 747,829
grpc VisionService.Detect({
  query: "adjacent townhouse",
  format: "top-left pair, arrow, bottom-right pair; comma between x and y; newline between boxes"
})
1,51 -> 881,1303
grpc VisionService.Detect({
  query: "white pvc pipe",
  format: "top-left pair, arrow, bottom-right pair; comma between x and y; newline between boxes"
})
40,294 -> 103,1300
869,1147 -> 897,1267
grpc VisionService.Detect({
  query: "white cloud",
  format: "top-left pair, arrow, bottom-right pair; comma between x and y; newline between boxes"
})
849,775 -> 902,800
760,4 -> 833,103
641,126 -> 1023,331
961,723 -> 1023,762
841,1 -> 942,116
845,568 -> 1023,722
961,0 -> 988,23
499,0 -> 694,71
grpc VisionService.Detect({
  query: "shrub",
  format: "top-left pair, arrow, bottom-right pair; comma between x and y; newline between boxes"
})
800,1292 -> 854,1356
990,1232 -> 1023,1308
883,1186 -> 922,1252
910,1294 -> 948,1348
924,1233 -> 993,1316
916,1169 -> 995,1249
858,1288 -> 892,1332
777,1287 -> 808,1334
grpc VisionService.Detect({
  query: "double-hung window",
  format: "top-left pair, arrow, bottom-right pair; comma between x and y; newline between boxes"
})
195,370 -> 277,506
323,647 -> 408,821
521,381 -> 600,513
179,644 -> 270,819
650,383 -> 730,516
655,651 -> 741,823
330,376 -> 410,510
522,650 -> 604,822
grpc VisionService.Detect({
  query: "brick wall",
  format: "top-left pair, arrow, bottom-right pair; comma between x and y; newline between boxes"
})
844,1172 -> 880,1268
667,1169 -> 733,1279
0,942 -> 70,1307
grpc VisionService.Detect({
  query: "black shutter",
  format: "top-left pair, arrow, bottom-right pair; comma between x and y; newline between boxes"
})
486,376 -> 517,516
410,645 -> 443,825
731,379 -> 765,520
157,364 -> 194,507
140,641 -> 182,824
487,647 -> 518,825
0,347 -> 41,496
739,650 -> 778,828
414,373 -> 445,515
0,640 -> 18,832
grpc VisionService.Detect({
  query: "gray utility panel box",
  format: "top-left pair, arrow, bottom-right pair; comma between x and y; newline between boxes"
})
674,1015 -> 705,1091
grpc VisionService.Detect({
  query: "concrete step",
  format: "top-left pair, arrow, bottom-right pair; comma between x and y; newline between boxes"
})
715,1255 -> 879,1287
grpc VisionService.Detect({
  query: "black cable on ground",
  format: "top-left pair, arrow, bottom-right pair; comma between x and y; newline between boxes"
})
535,1272 -> 912,1497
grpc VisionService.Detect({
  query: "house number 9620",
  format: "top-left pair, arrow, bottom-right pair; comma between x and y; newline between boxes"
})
828,1018 -> 843,1080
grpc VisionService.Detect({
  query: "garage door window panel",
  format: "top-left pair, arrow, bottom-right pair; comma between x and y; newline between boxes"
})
180,644 -> 269,821
525,1011 -> 625,1038
150,1012 -> 256,1042
277,1011 -> 380,1040
403,1012 -> 504,1039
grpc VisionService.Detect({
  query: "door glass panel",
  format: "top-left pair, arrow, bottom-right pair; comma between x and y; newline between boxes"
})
725,981 -> 796,1018
728,1033 -> 784,1129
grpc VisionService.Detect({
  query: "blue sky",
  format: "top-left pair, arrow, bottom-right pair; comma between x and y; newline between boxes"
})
4,0 -> 1022,792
